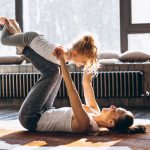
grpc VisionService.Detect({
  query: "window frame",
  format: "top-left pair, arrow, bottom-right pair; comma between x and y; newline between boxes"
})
16,0 -> 150,53
120,0 -> 150,53
15,0 -> 23,31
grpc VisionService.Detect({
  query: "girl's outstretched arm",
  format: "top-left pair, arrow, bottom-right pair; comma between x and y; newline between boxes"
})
55,49 -> 90,132
82,71 -> 100,113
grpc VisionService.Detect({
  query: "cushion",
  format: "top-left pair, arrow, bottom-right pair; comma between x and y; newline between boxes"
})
119,51 -> 150,62
99,59 -> 121,64
0,55 -> 23,64
99,52 -> 119,59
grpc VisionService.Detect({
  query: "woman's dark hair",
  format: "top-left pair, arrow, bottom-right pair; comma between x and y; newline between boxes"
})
113,112 -> 146,134
114,112 -> 134,130
89,111 -> 146,136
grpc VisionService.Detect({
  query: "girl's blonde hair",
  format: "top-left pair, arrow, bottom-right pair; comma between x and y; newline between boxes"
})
72,35 -> 100,74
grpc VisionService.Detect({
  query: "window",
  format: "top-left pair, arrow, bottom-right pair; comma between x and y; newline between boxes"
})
23,0 -> 120,53
130,0 -> 150,53
120,0 -> 150,54
132,0 -> 150,24
0,0 -> 16,56
128,34 -> 150,53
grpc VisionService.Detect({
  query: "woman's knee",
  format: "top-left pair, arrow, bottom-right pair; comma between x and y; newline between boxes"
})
44,65 -> 61,78
19,110 -> 39,131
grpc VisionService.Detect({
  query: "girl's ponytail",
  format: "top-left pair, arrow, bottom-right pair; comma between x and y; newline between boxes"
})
81,35 -> 95,51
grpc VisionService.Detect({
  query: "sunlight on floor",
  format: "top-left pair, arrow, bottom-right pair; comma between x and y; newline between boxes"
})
0,120 -> 24,130
24,140 -> 48,147
65,138 -> 122,147
0,140 -> 131,150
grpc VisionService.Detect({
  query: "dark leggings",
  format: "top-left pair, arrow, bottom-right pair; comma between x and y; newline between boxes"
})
19,47 -> 62,131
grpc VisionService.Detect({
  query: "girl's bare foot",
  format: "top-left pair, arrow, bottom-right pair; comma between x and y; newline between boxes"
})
9,19 -> 22,33
5,18 -> 18,35
5,19 -> 24,55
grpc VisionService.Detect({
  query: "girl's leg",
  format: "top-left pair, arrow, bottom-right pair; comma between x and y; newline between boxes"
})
1,25 -> 39,47
19,47 -> 62,131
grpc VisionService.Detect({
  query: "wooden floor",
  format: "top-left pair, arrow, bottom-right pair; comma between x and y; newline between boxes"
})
0,106 -> 150,150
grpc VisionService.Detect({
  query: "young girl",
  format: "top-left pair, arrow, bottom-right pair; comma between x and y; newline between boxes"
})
0,17 -> 146,134
0,17 -> 99,72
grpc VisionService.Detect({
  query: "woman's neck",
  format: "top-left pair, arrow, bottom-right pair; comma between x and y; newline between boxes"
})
92,114 -> 108,127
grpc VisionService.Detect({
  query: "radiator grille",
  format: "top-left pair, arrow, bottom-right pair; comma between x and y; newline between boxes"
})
0,71 -> 143,98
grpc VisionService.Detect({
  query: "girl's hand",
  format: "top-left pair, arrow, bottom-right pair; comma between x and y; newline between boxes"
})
53,46 -> 65,60
82,70 -> 93,83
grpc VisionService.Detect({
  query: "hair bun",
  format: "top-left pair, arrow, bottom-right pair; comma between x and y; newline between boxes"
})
82,35 -> 94,50
128,124 -> 146,134
83,35 -> 94,44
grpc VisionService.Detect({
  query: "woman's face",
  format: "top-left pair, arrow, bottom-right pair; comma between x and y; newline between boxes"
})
100,105 -> 128,127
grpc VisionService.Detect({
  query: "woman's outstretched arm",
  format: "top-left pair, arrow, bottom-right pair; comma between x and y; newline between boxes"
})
56,49 -> 90,132
82,71 -> 100,113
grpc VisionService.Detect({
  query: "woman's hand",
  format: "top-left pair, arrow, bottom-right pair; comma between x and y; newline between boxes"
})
53,46 -> 65,60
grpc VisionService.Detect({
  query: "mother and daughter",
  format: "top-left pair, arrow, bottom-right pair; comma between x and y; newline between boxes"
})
0,17 -> 145,134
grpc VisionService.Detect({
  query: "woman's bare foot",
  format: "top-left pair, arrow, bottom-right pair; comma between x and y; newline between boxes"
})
0,16 -> 7,25
9,19 -> 22,33
5,18 -> 18,35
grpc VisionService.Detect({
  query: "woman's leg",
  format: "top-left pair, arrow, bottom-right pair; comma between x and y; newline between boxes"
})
0,25 -> 3,31
44,74 -> 62,110
19,47 -> 62,131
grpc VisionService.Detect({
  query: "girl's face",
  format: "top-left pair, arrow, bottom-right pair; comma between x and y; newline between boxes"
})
68,50 -> 90,67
